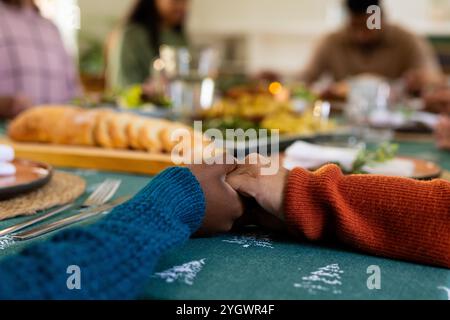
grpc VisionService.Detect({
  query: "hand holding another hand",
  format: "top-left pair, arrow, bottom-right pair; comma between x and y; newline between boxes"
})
188,153 -> 290,235
188,154 -> 244,236
227,154 -> 290,227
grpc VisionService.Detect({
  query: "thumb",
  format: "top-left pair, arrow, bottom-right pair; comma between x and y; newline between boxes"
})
226,173 -> 259,199
207,153 -> 237,176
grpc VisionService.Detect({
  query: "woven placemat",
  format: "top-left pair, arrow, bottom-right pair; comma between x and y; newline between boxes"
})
0,171 -> 86,220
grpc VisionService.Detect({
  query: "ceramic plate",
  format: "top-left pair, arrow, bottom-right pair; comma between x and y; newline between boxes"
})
0,159 -> 52,200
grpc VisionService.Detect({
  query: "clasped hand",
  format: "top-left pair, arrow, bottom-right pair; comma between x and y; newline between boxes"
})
188,154 -> 289,236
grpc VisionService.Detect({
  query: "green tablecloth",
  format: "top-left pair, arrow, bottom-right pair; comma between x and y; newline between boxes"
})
0,137 -> 449,300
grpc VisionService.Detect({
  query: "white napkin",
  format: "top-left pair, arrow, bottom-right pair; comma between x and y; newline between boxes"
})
285,141 -> 359,171
284,141 -> 415,177
369,110 -> 439,130
410,112 -> 440,129
362,158 -> 415,177
0,145 -> 16,177
369,109 -> 405,128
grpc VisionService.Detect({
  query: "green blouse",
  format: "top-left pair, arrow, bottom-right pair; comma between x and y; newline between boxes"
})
108,23 -> 187,89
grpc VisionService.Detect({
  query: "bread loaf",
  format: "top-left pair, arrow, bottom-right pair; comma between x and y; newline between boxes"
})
138,118 -> 170,153
7,105 -> 210,155
8,106 -> 60,143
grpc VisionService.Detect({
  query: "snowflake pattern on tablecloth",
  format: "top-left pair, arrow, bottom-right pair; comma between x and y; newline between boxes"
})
153,259 -> 206,285
294,263 -> 344,295
437,286 -> 450,300
222,232 -> 274,249
0,235 -> 15,250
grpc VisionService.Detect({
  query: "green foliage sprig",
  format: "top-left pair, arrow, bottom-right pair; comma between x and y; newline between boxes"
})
352,142 -> 399,173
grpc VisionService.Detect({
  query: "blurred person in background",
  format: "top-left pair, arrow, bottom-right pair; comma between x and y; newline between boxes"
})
107,0 -> 189,89
0,0 -> 80,118
301,0 -> 442,95
424,85 -> 450,150
436,116 -> 450,150
425,86 -> 450,114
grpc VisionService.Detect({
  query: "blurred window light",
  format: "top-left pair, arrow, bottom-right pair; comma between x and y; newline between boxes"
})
35,0 -> 79,56
325,0 -> 344,27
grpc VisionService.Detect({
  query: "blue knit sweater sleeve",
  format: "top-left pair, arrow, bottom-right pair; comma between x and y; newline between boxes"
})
0,167 -> 205,299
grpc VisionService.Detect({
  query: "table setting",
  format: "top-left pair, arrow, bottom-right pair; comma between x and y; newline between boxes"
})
0,0 -> 450,303
0,143 -> 133,247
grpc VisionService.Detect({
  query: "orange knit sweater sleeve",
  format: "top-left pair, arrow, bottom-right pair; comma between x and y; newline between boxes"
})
283,164 -> 450,268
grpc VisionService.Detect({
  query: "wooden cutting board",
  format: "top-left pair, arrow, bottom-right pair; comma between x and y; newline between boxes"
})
0,137 -> 176,175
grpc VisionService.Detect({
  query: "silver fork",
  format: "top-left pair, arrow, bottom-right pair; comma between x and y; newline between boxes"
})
81,179 -> 122,208
0,179 -> 121,237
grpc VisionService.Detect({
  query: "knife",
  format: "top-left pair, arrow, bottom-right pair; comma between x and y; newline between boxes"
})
0,203 -> 74,237
12,196 -> 131,241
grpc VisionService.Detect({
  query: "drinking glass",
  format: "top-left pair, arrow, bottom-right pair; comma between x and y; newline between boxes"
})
158,45 -> 220,120
345,77 -> 393,145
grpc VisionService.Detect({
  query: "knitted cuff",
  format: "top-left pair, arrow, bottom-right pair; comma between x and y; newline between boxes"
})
121,167 -> 206,234
283,166 -> 336,241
